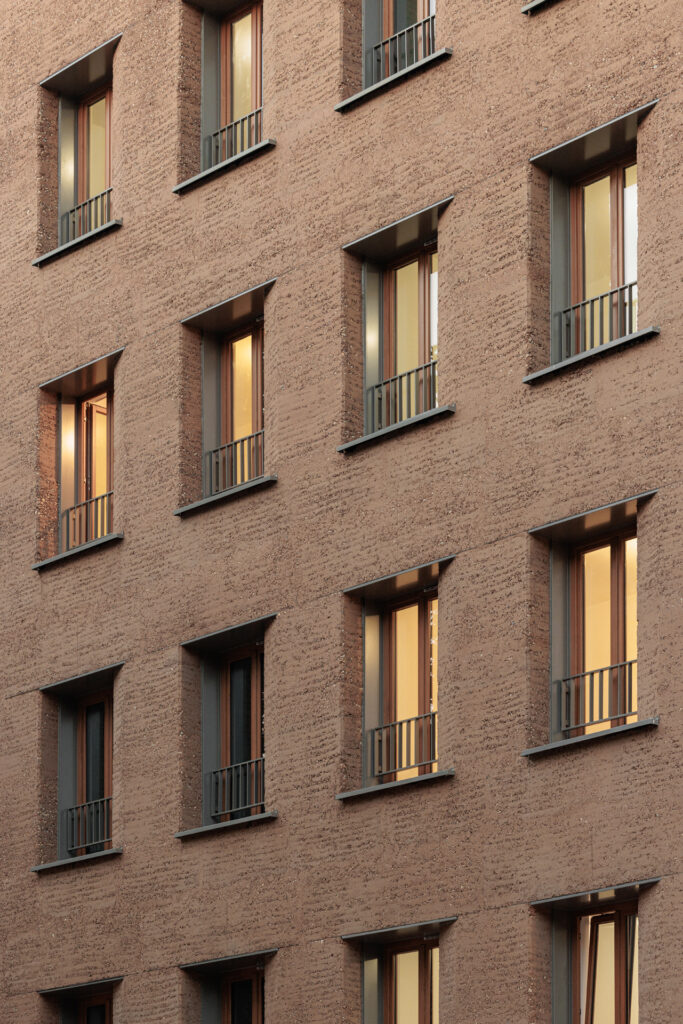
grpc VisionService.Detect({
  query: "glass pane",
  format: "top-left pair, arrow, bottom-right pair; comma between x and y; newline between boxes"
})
582,545 -> 611,732
628,916 -> 639,1024
230,978 -> 253,1024
364,613 -> 382,779
59,101 -> 76,215
431,947 -> 439,1024
394,0 -> 419,31
395,260 -> 420,374
231,334 -> 254,443
85,702 -> 105,802
60,400 -> 76,512
583,175 -> 612,345
591,920 -> 615,1024
229,658 -> 252,766
429,598 -> 438,763
395,950 -> 420,1024
364,264 -> 382,430
87,98 -> 107,198
85,1005 -> 107,1024
91,394 -> 109,498
625,538 -> 637,721
394,604 -> 420,779
231,12 -> 253,123
363,958 -> 380,1024
623,164 -> 638,331
429,252 -> 438,407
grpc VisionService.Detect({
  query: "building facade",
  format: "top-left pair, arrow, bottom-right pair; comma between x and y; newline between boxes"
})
0,0 -> 681,1021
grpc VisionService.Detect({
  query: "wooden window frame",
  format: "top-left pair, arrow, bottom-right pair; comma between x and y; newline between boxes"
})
571,903 -> 637,1024
568,530 -> 635,732
76,87 -> 112,204
219,647 -> 263,818
77,993 -> 113,1024
381,246 -> 436,382
222,966 -> 264,1024
382,0 -> 431,38
75,691 -> 113,855
220,2 -> 263,128
219,325 -> 264,447
371,939 -> 437,1024
77,389 -> 113,506
569,156 -> 636,307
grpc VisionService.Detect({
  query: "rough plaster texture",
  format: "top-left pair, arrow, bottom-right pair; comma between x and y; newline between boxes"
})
0,0 -> 681,1021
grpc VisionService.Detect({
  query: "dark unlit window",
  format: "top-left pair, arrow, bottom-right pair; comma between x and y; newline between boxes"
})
363,0 -> 437,86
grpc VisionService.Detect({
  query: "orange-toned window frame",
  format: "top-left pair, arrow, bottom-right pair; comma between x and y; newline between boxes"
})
569,530 -> 635,732
220,3 -> 263,127
571,903 -> 637,1024
75,691 -> 113,855
568,157 -> 636,307
77,993 -> 113,1024
222,967 -> 263,1024
219,326 -> 264,446
381,246 -> 435,380
378,939 -> 437,1024
379,591 -> 437,782
382,0 -> 431,38
76,87 -> 112,204
76,389 -> 113,505
219,647 -> 263,817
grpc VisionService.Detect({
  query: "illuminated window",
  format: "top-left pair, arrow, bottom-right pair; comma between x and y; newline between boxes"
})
364,248 -> 438,434
202,327 -> 264,496
58,89 -> 112,245
363,0 -> 437,86
363,942 -> 439,1024
364,592 -> 438,784
59,390 -> 113,552
573,907 -> 639,1024
200,4 -> 263,169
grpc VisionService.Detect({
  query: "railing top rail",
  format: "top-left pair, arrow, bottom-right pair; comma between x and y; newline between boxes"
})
212,755 -> 264,774
205,430 -> 264,456
558,281 -> 637,316
374,13 -> 435,50
369,360 -> 437,390
372,711 -> 436,732
554,659 -> 637,685
67,795 -> 111,812
212,107 -> 263,140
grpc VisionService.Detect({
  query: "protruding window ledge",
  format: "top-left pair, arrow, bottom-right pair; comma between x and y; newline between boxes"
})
32,220 -> 123,267
522,0 -> 562,12
31,847 -> 123,874
521,718 -> 659,758
173,140 -> 276,195
338,405 -> 455,454
336,768 -> 454,801
523,327 -> 659,384
335,49 -> 452,113
175,811 -> 278,839
32,533 -> 124,571
174,475 -> 277,517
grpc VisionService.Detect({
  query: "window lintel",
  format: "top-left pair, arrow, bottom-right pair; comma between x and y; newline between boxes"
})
528,489 -> 657,545
181,613 -> 276,658
181,279 -> 275,336
179,948 -> 277,976
342,196 -> 452,264
40,347 -> 124,398
39,661 -> 124,702
341,915 -> 456,947
529,100 -> 657,177
182,0 -> 248,15
531,877 -> 660,913
39,976 -> 123,998
40,34 -> 121,98
343,555 -> 454,603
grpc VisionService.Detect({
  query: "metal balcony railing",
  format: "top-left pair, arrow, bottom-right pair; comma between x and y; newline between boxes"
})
553,282 -> 638,362
204,430 -> 264,496
366,360 -> 437,433
208,108 -> 263,168
60,492 -> 113,553
210,756 -> 265,819
554,659 -> 638,735
66,796 -> 112,855
368,711 -> 437,779
59,188 -> 112,245
370,15 -> 436,85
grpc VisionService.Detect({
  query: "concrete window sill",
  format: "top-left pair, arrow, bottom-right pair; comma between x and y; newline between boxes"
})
521,718 -> 659,757
32,220 -> 123,267
175,811 -> 278,839
31,847 -> 123,874
174,475 -> 277,516
32,533 -> 124,571
335,49 -> 452,113
523,327 -> 659,384
336,768 -> 454,801
338,405 -> 455,454
173,140 -> 276,195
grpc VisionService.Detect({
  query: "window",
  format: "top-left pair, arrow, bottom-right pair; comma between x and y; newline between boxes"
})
59,88 -> 112,244
363,0 -> 437,86
363,942 -> 439,1024
59,389 -> 113,551
528,101 -> 658,373
74,993 -> 113,1024
203,326 -> 264,495
222,967 -> 263,1023
200,4 -> 263,170
180,950 -> 276,1023
527,491 -> 656,747
364,248 -> 438,434
58,688 -> 113,859
39,978 -> 119,1023
364,593 -> 438,783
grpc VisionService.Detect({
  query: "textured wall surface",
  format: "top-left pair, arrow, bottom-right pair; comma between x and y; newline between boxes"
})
0,0 -> 681,1020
